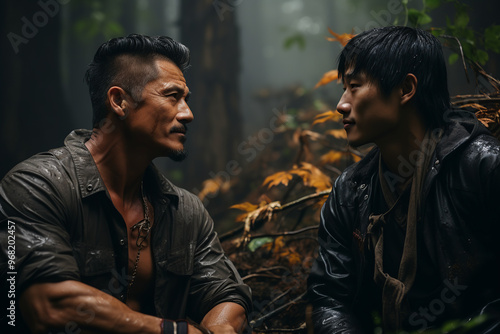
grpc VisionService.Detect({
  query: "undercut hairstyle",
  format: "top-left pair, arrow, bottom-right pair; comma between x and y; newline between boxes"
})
85,34 -> 190,128
338,26 -> 450,129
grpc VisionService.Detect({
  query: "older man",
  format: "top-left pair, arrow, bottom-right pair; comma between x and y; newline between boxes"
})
0,34 -> 251,334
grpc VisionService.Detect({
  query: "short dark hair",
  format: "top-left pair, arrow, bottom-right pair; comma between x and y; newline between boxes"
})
338,26 -> 450,129
85,34 -> 190,128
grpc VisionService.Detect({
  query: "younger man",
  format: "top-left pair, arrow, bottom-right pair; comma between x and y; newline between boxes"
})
308,26 -> 500,333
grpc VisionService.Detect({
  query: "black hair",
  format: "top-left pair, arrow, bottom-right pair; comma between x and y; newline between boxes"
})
338,26 -> 450,129
85,34 -> 190,128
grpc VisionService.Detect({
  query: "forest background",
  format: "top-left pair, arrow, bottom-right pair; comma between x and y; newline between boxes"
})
1,0 -> 500,332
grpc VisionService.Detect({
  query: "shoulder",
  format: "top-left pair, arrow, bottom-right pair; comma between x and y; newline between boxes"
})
453,132 -> 500,171
2,147 -> 75,189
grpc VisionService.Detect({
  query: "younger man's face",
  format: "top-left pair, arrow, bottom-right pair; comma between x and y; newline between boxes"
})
337,70 -> 402,147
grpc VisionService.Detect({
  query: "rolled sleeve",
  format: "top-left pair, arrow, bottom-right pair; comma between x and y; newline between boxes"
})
0,159 -> 80,296
187,196 -> 252,321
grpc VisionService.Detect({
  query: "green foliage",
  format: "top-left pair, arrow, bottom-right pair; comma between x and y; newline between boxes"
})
406,0 -> 499,66
407,8 -> 432,27
283,33 -> 306,50
248,237 -> 274,252
72,0 -> 126,42
485,25 -> 500,53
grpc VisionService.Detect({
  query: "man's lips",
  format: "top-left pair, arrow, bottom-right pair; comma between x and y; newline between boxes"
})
343,119 -> 355,129
170,125 -> 187,134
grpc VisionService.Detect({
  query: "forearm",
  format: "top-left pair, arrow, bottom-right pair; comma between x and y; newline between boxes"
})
20,280 -> 162,334
201,302 -> 247,333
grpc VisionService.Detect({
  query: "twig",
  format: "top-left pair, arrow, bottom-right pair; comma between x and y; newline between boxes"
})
451,96 -> 500,106
255,266 -> 289,273
250,292 -> 307,328
254,323 -> 306,333
255,289 -> 292,318
248,225 -> 319,240
323,165 -> 343,176
221,190 -> 330,242
280,190 -> 330,210
219,225 -> 244,242
440,34 -> 470,83
242,273 -> 282,281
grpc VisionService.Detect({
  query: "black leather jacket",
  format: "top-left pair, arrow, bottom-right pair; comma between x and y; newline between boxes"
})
308,115 -> 500,333
0,130 -> 251,331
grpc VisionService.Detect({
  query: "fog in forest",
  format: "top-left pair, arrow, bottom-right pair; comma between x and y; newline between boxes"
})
1,0 -> 498,193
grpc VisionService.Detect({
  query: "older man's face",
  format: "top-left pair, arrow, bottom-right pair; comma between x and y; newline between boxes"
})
123,58 -> 193,160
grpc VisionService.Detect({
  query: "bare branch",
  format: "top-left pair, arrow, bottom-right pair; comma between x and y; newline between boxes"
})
250,292 -> 307,328
440,34 -> 470,83
248,225 -> 319,240
242,273 -> 282,281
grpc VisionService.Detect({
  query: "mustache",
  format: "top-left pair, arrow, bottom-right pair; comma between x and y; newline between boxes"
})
170,125 -> 188,134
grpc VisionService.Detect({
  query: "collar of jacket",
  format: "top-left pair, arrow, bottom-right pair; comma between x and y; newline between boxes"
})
348,109 -> 489,188
63,129 -> 180,206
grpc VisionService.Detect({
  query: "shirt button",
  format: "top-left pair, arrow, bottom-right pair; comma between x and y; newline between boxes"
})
360,184 -> 367,190
435,159 -> 440,165
120,239 -> 125,246
364,194 -> 369,200
87,184 -> 93,191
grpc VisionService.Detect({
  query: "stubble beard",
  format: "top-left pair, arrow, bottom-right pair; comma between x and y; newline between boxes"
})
168,148 -> 188,161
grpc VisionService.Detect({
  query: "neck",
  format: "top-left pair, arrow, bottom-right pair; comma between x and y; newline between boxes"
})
377,108 -> 427,179
85,126 -> 152,203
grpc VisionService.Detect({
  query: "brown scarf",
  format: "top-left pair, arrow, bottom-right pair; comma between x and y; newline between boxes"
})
367,131 -> 440,332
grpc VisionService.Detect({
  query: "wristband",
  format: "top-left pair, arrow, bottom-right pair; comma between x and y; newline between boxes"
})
176,320 -> 188,334
161,319 -> 175,334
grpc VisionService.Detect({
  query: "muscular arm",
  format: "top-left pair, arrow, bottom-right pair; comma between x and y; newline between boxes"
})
20,280 -> 213,334
20,280 -> 162,334
201,302 -> 247,333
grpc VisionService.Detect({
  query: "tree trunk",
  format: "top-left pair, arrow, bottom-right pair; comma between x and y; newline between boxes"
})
180,0 -> 242,189
0,0 -> 72,178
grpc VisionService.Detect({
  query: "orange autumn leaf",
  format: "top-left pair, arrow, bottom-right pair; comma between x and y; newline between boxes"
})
320,151 -> 345,165
312,110 -> 342,125
314,69 -> 339,88
351,153 -> 362,163
326,28 -> 355,46
198,178 -> 221,201
326,129 -> 347,139
230,202 -> 259,212
279,249 -> 303,266
262,171 -> 294,189
292,162 -> 332,191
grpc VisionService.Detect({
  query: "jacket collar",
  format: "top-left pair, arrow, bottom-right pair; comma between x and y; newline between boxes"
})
350,110 -> 486,185
64,129 -> 179,203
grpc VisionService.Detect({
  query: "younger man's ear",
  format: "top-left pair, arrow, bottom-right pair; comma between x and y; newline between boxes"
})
107,86 -> 130,119
400,73 -> 417,106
